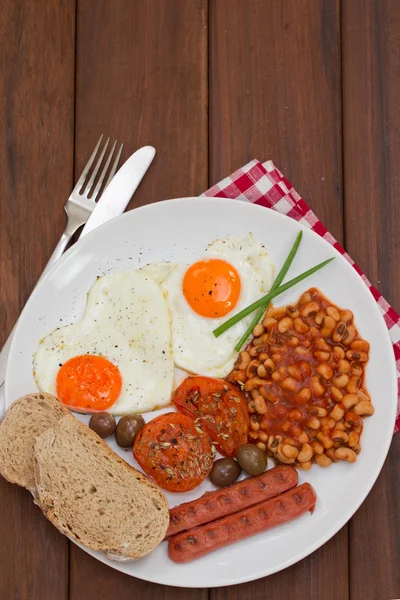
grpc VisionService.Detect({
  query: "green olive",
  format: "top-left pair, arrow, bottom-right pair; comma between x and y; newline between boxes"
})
209,458 -> 242,487
235,443 -> 267,476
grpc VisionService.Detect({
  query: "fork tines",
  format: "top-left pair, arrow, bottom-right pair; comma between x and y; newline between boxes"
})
75,136 -> 123,202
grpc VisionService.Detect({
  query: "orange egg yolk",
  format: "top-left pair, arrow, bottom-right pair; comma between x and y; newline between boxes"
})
56,355 -> 122,411
182,259 -> 241,318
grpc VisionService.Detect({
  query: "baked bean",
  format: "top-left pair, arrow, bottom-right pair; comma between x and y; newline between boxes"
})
306,417 -> 321,430
332,374 -> 349,388
342,325 -> 356,345
351,363 -> 363,376
326,306 -> 340,321
271,370 -> 283,383
268,307 -> 286,319
297,460 -> 312,470
295,387 -> 312,403
333,345 -> 345,359
310,375 -> 325,396
347,376 -> 361,394
244,377 -> 264,392
260,418 -> 270,431
331,429 -> 349,443
256,442 -> 267,452
260,389 -> 279,404
321,417 -> 335,430
286,305 -> 300,318
334,447 -> 357,462
248,430 -> 259,440
281,421 -> 291,433
330,386 -> 343,402
353,424 -> 363,434
278,317 -> 294,333
259,352 -> 268,362
342,393 -> 359,409
294,346 -> 309,357
253,323 -> 265,337
232,371 -> 246,383
253,336 -> 263,346
351,339 -> 370,352
290,424 -> 303,437
300,301 -> 320,318
281,444 -> 299,459
299,339 -> 311,349
298,431 -> 309,444
314,350 -> 331,362
287,365 -> 302,380
267,434 -> 282,452
248,401 -> 256,414
330,404 -> 345,421
300,291 -> 312,304
264,358 -> 275,371
258,430 -> 268,443
280,376 -> 298,391
298,361 -> 312,377
317,431 -> 334,449
246,360 -> 260,379
354,401 -> 374,416
262,333 -> 270,344
249,347 -> 259,358
310,440 -> 324,455
346,350 -> 368,362
325,448 -> 338,462
321,316 -> 336,337
357,390 -> 370,402
315,338 -> 331,352
293,317 -> 309,333
257,364 -> 267,378
238,351 -> 251,370
297,443 -> 313,463
344,411 -> 362,429
316,362 -> 333,380
288,408 -> 302,421
316,453 -> 333,467
353,443 -> 361,454
338,359 -> 351,374
254,395 -> 268,414
334,421 -> 346,431
249,415 -> 260,431
271,353 -> 283,362
262,316 -> 277,330
340,309 -> 353,323
287,336 -> 300,347
309,406 -> 327,418
315,310 -> 326,325
332,322 -> 346,343
250,389 -> 260,400
348,431 -> 359,448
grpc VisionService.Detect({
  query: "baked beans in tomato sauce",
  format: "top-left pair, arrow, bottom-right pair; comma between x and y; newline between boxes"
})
229,288 -> 373,469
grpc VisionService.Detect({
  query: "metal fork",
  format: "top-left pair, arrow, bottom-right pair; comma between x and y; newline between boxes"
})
0,136 -> 123,388
40,135 -> 123,280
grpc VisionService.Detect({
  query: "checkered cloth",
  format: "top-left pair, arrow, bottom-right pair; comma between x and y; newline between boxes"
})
203,160 -> 400,435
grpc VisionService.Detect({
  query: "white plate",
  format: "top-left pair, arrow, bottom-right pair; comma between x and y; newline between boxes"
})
5,198 -> 397,588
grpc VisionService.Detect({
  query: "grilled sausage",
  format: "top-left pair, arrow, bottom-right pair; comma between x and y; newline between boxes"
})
167,465 -> 298,538
168,482 -> 316,563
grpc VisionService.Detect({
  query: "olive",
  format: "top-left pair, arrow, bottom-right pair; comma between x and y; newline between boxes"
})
116,414 -> 145,448
236,443 -> 267,476
209,458 -> 242,487
89,412 -> 116,439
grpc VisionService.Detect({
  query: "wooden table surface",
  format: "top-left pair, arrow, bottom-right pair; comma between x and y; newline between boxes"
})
1,1 -> 399,598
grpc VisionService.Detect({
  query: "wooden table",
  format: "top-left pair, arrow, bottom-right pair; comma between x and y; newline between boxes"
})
1,1 -> 399,598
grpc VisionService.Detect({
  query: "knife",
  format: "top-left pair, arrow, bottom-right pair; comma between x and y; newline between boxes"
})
0,145 -> 156,395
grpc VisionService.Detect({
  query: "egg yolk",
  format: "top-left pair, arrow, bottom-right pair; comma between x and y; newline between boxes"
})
182,259 -> 241,318
56,355 -> 122,411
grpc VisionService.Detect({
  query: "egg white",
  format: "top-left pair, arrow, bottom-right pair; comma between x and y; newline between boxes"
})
33,269 -> 174,415
141,233 -> 274,378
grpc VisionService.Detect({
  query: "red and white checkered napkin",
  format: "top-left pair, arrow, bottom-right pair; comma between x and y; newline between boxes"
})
203,159 -> 400,435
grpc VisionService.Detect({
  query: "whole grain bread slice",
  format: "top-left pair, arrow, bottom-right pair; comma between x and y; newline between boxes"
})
34,415 -> 169,561
0,393 -> 71,496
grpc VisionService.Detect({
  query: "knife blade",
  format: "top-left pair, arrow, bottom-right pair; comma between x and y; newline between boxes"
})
0,145 -> 156,396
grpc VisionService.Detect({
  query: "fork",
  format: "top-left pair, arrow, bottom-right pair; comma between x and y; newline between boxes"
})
39,135 -> 123,281
0,136 -> 123,386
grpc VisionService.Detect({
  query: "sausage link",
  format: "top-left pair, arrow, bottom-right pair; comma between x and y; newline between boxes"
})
168,483 -> 317,563
166,465 -> 298,537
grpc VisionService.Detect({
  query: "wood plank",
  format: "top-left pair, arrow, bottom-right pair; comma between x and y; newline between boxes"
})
70,1 -> 208,597
209,1 -> 347,598
0,0 -> 75,598
341,1 -> 400,598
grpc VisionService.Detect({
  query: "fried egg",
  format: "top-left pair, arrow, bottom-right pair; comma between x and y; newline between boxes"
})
33,269 -> 174,414
141,233 -> 274,377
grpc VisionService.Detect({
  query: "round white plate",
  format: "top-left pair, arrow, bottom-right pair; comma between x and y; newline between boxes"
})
5,198 -> 397,588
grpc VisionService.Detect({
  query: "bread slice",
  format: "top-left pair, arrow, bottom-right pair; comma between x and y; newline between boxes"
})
0,392 -> 71,496
34,415 -> 169,561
